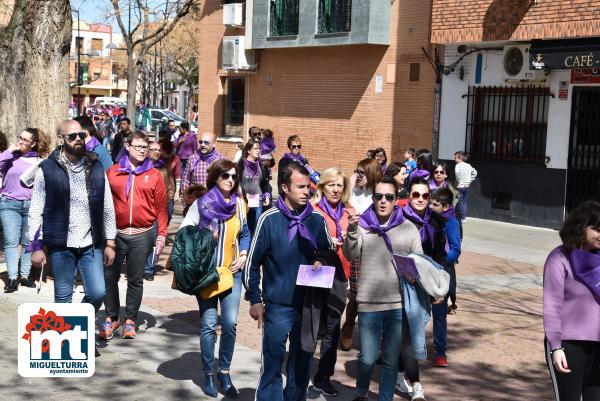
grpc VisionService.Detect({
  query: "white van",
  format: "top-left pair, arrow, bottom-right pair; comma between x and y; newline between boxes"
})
95,97 -> 126,107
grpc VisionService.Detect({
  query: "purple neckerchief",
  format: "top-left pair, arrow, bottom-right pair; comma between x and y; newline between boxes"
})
568,248 -> 600,304
2,150 -> 39,174
276,196 -> 318,250
117,153 -> 154,198
318,197 -> 345,243
260,136 -> 276,154
85,136 -> 101,152
153,158 -> 166,169
428,179 -> 448,191
402,204 -> 436,245
197,186 -> 238,229
197,148 -> 220,163
359,205 -> 406,254
380,163 -> 387,174
408,169 -> 430,183
282,152 -> 307,165
243,158 -> 261,178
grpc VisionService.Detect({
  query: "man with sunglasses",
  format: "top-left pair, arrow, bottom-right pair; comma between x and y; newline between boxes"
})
103,131 -> 168,340
181,131 -> 224,200
344,176 -> 423,401
28,120 -> 117,324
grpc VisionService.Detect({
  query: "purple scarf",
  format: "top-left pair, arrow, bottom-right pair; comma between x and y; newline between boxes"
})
243,158 -> 261,178
441,206 -> 456,220
318,197 -> 345,243
153,158 -> 166,169
282,152 -> 307,165
402,204 -> 436,245
276,196 -> 318,250
116,152 -> 154,198
359,205 -> 406,254
2,150 -> 39,174
428,179 -> 448,191
260,136 -> 276,154
197,186 -> 238,229
85,136 -> 101,152
408,169 -> 430,183
380,163 -> 387,174
568,248 -> 600,303
197,148 -> 220,163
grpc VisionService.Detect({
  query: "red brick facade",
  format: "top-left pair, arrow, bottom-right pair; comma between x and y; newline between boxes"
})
198,0 -> 436,173
432,0 -> 600,44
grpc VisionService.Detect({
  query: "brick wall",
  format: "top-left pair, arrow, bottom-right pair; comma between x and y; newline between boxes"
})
201,0 -> 436,174
432,0 -> 600,44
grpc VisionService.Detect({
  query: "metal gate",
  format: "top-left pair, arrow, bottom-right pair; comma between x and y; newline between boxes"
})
566,87 -> 600,212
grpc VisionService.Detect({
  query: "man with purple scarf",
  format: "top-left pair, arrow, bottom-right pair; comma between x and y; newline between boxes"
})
181,131 -> 225,199
74,115 -> 114,171
244,162 -> 334,401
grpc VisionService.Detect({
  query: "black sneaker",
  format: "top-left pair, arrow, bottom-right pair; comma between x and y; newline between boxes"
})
313,377 -> 339,397
143,273 -> 154,281
20,278 -> 36,288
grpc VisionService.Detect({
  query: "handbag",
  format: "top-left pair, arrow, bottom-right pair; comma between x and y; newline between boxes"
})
199,265 -> 234,299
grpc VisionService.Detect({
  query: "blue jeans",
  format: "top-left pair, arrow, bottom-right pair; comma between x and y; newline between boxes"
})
168,199 -> 174,223
256,303 -> 313,401
458,187 -> 469,220
432,296 -> 448,356
49,246 -> 105,311
356,308 -> 404,401
196,271 -> 242,373
0,198 -> 31,280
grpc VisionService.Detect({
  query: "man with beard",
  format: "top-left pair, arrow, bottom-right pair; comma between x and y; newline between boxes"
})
181,131 -> 225,199
28,120 -> 117,314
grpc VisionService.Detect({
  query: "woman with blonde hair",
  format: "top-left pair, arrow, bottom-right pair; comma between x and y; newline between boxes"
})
311,167 -> 356,396
1,128 -> 49,292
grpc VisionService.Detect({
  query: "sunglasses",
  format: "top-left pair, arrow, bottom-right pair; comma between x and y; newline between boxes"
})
434,170 -> 446,175
220,172 -> 238,181
354,169 -> 366,176
199,140 -> 211,145
63,132 -> 86,142
291,145 -> 302,149
410,191 -> 431,201
373,193 -> 396,202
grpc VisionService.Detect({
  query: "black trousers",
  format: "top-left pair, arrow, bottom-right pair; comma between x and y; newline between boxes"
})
104,230 -> 155,321
314,305 -> 344,380
545,339 -> 600,401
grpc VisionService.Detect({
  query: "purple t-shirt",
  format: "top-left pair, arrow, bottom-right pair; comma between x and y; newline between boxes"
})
177,133 -> 198,160
0,149 -> 38,200
543,246 -> 600,350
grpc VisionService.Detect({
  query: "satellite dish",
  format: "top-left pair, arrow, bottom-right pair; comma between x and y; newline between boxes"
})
503,47 -> 524,77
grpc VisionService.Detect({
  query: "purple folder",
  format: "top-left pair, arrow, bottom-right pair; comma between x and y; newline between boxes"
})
392,255 -> 420,279
296,265 -> 336,289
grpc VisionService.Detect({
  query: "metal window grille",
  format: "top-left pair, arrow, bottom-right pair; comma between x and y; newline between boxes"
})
270,0 -> 299,36
318,0 -> 351,33
464,85 -> 552,164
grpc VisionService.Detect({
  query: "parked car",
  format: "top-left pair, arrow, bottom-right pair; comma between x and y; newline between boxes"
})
96,96 -> 126,107
147,108 -> 196,131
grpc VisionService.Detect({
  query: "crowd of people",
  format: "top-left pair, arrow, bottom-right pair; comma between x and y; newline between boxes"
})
0,116 -> 596,401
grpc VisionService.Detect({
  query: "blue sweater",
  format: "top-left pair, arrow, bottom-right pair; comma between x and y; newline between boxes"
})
243,206 -> 333,306
445,216 -> 461,264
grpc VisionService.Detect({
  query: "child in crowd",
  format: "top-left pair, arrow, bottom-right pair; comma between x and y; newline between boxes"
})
454,151 -> 477,223
403,147 -> 417,175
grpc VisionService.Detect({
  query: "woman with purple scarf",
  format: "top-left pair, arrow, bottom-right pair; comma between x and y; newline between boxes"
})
238,138 -> 270,234
407,149 -> 434,184
544,200 -> 600,401
1,128 -> 49,293
178,159 -> 250,398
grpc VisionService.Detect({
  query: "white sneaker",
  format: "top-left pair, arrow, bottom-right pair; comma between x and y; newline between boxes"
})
395,374 -> 413,394
411,382 -> 426,401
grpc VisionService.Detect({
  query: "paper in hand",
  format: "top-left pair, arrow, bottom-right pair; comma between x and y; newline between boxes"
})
296,264 -> 335,288
392,255 -> 420,279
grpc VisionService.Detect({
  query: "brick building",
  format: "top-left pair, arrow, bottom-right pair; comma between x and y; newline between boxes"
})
432,0 -> 600,228
196,0 -> 436,174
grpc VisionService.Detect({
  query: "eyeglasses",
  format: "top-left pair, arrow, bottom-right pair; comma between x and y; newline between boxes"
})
354,169 -> 366,176
199,140 -> 211,145
220,172 -> 238,181
130,144 -> 149,152
148,148 -> 161,153
17,136 -> 32,144
373,193 -> 396,202
291,145 -> 302,149
63,132 -> 86,142
434,170 -> 446,175
410,191 -> 431,201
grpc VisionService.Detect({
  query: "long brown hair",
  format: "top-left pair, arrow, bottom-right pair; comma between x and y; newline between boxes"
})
357,158 -> 381,192
206,159 -> 240,194
23,127 -> 50,157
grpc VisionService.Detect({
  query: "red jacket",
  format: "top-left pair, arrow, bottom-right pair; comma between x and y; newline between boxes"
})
107,164 -> 168,237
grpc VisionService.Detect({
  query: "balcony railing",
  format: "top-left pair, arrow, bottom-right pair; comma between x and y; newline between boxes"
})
318,0 -> 351,34
270,0 -> 299,36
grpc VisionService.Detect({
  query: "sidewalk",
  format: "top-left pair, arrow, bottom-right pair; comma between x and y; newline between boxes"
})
0,215 -> 558,400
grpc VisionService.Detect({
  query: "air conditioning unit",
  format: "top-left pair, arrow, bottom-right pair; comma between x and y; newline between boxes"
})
502,45 -> 545,82
223,3 -> 244,26
222,36 -> 256,71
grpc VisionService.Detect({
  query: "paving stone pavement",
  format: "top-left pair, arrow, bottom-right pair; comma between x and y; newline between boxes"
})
0,215 -> 559,400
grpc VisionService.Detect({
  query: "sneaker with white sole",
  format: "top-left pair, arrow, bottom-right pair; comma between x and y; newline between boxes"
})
411,382 -> 426,401
395,374 -> 413,394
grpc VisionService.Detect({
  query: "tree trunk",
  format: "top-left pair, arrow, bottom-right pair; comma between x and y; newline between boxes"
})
126,51 -> 139,127
0,0 -> 71,147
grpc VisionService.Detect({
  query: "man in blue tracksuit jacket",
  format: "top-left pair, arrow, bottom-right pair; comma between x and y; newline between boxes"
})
244,162 -> 333,401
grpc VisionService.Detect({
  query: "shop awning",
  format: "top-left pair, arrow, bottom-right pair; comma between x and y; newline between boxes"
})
529,38 -> 600,70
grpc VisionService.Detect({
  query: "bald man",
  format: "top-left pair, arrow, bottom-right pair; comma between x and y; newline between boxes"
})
180,131 -> 225,198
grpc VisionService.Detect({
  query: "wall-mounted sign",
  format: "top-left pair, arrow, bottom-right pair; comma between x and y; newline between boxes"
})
559,81 -> 569,100
571,68 -> 600,84
530,38 -> 600,70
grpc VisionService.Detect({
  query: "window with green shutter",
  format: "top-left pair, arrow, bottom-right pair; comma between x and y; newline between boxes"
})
270,0 -> 299,36
318,0 -> 351,34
